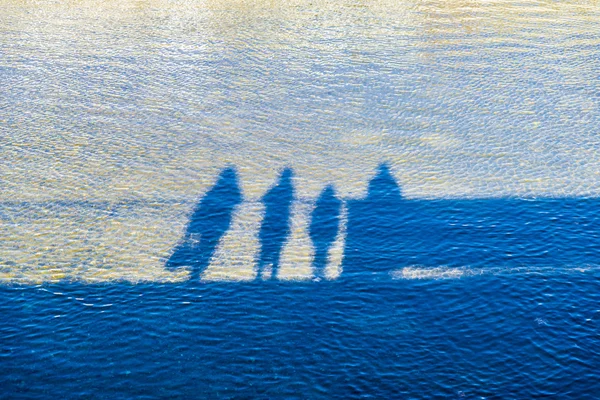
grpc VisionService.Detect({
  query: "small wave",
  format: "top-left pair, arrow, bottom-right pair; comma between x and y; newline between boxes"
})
391,266 -> 470,280
391,265 -> 600,280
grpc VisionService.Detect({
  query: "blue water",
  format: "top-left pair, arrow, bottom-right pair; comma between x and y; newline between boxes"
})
2,165 -> 600,398
3,0 -> 600,397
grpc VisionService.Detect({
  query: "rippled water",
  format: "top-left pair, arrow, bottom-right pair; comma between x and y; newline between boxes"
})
2,0 -> 600,397
2,0 -> 600,282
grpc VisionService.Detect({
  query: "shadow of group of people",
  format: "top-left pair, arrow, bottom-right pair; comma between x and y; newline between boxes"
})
166,164 -> 600,281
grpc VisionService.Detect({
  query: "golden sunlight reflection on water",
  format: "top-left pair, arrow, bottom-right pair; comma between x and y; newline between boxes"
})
1,0 -> 599,282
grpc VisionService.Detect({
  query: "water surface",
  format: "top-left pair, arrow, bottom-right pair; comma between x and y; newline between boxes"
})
2,0 -> 600,281
1,0 -> 600,397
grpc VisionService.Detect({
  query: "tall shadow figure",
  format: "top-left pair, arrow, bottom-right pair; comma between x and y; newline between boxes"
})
344,163 -> 409,280
310,185 -> 343,278
345,163 -> 600,280
166,168 -> 242,281
257,169 -> 294,279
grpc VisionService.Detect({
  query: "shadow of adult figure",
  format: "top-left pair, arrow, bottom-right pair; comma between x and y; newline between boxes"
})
344,163 -> 406,281
165,167 -> 242,281
344,163 -> 600,282
257,168 -> 294,279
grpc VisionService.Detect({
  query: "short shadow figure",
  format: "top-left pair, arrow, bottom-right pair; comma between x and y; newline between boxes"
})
257,169 -> 294,279
310,186 -> 342,279
166,168 -> 242,281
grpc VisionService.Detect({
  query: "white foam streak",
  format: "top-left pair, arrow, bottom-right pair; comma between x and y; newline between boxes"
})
391,265 -> 600,280
391,266 -> 467,280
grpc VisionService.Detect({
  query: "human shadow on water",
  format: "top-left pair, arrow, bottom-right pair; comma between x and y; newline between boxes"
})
310,185 -> 342,278
165,168 -> 242,281
343,163 -> 419,281
257,168 -> 294,279
166,163 -> 600,282
344,163 -> 600,279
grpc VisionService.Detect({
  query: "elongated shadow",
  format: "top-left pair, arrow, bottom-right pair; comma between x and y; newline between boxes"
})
165,168 -> 242,281
346,163 -> 403,278
164,163 -> 600,284
257,169 -> 294,279
345,163 -> 600,280
344,163 -> 431,280
310,185 -> 342,278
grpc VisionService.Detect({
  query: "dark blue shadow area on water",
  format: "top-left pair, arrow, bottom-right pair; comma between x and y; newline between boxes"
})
343,164 -> 600,280
1,276 -> 599,399
310,185 -> 342,277
257,168 -> 294,279
165,168 -> 241,281
344,164 -> 410,280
